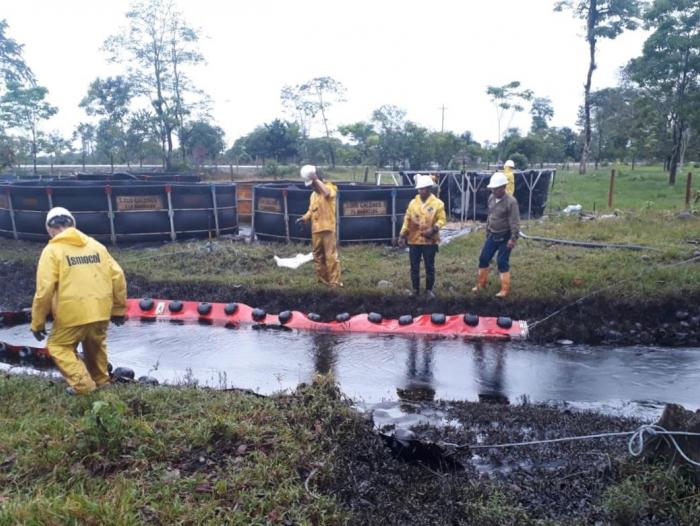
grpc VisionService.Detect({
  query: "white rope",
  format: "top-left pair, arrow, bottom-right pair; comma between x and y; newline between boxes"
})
438,424 -> 700,468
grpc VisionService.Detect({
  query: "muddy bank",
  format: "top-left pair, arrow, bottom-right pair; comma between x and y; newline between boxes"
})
321,389 -> 679,525
3,259 -> 699,346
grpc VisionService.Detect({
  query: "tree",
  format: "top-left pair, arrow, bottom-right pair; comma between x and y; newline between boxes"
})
167,12 -> 205,163
530,97 -> 555,131
0,81 -> 58,175
42,131 -> 71,174
338,121 -> 379,165
486,81 -> 533,161
126,110 -> 161,166
626,0 -> 700,184
371,105 -> 407,168
105,0 -> 207,170
280,76 -> 346,167
430,131 -> 462,169
95,119 -> 125,172
0,20 -> 34,89
80,76 -> 133,171
555,0 -> 641,174
72,122 -> 96,171
184,120 -> 225,166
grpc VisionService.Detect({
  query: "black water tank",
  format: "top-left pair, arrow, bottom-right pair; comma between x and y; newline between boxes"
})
0,177 -> 238,243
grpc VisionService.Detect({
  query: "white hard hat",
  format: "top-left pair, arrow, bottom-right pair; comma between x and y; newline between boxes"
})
504,159 -> 515,168
487,172 -> 508,189
300,164 -> 316,186
46,206 -> 75,227
414,174 -> 435,190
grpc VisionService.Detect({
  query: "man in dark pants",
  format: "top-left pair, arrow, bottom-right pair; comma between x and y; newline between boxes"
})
472,172 -> 520,298
398,174 -> 446,299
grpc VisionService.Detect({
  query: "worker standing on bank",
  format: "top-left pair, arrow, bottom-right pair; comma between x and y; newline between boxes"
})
296,165 -> 342,287
398,174 -> 446,299
31,207 -> 127,395
503,159 -> 516,196
472,172 -> 520,298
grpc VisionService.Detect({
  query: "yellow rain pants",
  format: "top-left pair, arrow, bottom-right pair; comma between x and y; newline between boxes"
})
312,231 -> 342,286
48,321 -> 110,394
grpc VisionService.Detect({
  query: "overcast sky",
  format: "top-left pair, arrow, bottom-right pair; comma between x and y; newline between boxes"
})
4,0 -> 648,147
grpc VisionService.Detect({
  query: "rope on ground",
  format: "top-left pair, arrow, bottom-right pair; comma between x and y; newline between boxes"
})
527,253 -> 700,331
438,424 -> 700,467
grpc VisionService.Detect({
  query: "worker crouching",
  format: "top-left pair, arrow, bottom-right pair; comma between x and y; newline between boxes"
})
31,207 -> 127,395
399,174 -> 446,299
472,172 -> 520,298
296,165 -> 342,287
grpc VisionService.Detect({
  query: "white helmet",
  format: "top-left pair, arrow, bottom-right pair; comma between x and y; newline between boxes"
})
300,164 -> 316,186
504,159 -> 515,169
45,206 -> 75,227
414,174 -> 435,190
487,172 -> 508,189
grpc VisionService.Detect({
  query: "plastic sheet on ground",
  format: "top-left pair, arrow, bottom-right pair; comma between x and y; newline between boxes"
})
274,252 -> 314,269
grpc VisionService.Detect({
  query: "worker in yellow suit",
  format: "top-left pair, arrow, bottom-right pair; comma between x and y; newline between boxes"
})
296,165 -> 342,287
398,174 -> 447,299
503,159 -> 516,196
31,207 -> 127,395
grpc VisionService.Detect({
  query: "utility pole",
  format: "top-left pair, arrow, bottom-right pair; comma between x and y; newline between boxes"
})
439,104 -> 447,132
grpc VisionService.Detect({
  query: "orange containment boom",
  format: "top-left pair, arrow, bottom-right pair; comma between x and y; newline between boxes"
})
126,298 -> 529,341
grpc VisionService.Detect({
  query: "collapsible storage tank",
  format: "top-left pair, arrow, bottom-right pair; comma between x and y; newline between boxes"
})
252,182 -> 417,243
400,170 -> 554,220
0,179 -> 237,243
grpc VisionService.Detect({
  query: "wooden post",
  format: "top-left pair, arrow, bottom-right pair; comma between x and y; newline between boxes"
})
607,169 -> 616,209
685,172 -> 693,210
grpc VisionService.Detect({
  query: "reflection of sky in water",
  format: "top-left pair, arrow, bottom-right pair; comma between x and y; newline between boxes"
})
2,322 -> 700,417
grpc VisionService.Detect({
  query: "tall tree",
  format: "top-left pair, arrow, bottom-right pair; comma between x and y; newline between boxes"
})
126,110 -> 161,166
184,120 -> 225,166
72,122 -> 96,171
555,0 -> 641,174
0,81 -> 57,175
486,81 -> 533,161
371,105 -> 407,168
105,0 -> 206,170
80,76 -> 133,171
280,76 -> 346,167
42,131 -> 71,174
0,20 -> 34,89
530,97 -> 555,131
338,121 -> 379,165
626,0 -> 700,184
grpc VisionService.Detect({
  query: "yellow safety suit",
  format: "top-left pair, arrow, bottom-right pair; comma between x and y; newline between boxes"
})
504,166 -> 515,196
400,193 -> 447,245
302,182 -> 342,286
31,227 -> 127,394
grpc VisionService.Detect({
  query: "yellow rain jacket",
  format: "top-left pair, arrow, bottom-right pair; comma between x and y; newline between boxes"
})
31,227 -> 127,331
400,193 -> 447,245
504,167 -> 515,196
302,182 -> 338,233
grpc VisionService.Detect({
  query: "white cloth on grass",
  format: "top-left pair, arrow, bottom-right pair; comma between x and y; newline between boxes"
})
274,253 -> 314,269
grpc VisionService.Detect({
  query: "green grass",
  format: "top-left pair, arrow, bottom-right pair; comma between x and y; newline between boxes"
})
549,164 -> 697,212
0,374 -> 349,525
1,210 -> 698,308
